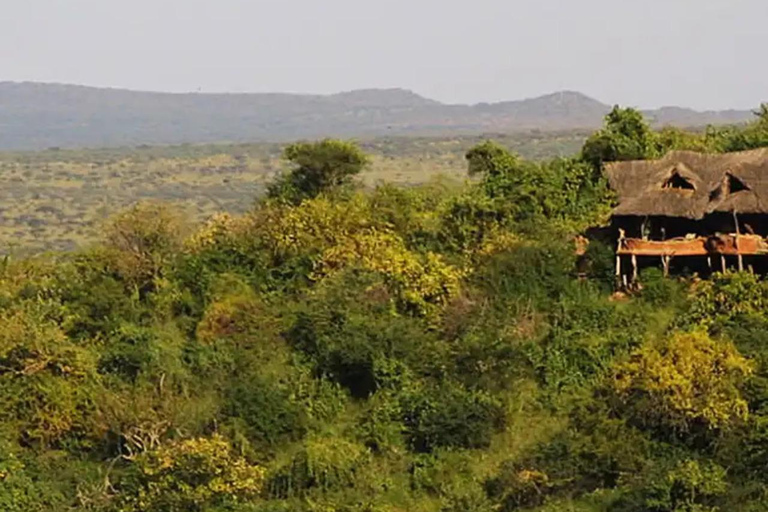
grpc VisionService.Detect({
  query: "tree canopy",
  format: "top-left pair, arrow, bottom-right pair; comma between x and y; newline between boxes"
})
268,138 -> 369,203
4,108 -> 768,511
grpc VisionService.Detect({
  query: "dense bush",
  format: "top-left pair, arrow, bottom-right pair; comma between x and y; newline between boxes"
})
401,382 -> 506,453
4,116 -> 768,511
608,330 -> 752,435
118,434 -> 266,511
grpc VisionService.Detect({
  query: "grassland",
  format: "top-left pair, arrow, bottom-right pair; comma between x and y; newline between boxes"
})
0,130 -> 588,254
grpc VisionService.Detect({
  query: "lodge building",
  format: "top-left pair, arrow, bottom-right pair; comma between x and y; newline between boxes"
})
606,148 -> 768,285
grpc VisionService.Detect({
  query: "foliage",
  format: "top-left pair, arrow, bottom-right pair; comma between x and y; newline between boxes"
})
618,459 -> 728,512
3,110 -> 768,511
465,141 -> 613,234
256,194 -> 464,316
268,139 -> 369,204
401,382 -> 506,453
581,106 -> 659,169
103,202 -> 186,294
0,305 -> 100,447
0,437 -> 68,511
266,435 -> 371,499
708,104 -> 768,152
465,140 -> 521,178
119,434 -> 266,511
682,272 -> 768,330
609,330 -> 752,434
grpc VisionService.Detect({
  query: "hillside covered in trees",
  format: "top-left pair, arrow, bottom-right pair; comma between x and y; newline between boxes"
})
4,108 -> 768,512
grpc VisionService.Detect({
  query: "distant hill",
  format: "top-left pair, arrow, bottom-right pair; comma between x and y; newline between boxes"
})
0,82 -> 756,150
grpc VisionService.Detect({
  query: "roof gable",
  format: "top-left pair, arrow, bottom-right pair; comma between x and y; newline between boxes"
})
606,149 -> 768,218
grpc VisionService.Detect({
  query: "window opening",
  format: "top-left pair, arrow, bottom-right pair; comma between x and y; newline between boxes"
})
663,172 -> 695,190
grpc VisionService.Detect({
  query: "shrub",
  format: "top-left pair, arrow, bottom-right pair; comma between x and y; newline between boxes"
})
401,382 -> 505,453
196,293 -> 272,346
224,376 -> 308,450
617,459 -> 728,512
682,272 -> 768,331
581,238 -> 617,290
119,434 -> 265,511
315,229 -> 464,317
410,451 -> 494,512
530,283 -> 650,393
266,436 -> 371,499
284,269 -> 443,398
639,268 -> 687,308
609,330 -> 752,434
472,238 -> 576,311
98,323 -> 187,387
493,406 -> 653,507
0,441 -> 59,512
0,306 -> 100,447
103,202 -> 186,294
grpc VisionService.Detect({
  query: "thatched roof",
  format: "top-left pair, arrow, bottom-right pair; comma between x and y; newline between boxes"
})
606,149 -> 768,219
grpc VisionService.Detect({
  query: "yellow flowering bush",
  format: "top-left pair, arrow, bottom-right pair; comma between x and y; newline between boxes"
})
184,212 -> 257,254
315,229 -> 464,316
122,434 -> 265,511
257,195 -> 373,258
256,195 -> 464,316
472,226 -> 521,260
610,330 -> 753,432
0,307 -> 98,446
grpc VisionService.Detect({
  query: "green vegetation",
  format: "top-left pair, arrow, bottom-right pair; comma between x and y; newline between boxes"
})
3,106 -> 768,511
0,131 -> 588,254
268,139 -> 370,204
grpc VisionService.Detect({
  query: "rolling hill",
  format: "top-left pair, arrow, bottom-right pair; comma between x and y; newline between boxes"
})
0,82 -> 756,150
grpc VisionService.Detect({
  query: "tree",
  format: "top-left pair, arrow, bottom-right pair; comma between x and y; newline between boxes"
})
581,106 -> 659,169
104,202 -> 186,293
463,141 -> 612,231
715,103 -> 768,152
465,140 -> 519,178
268,139 -> 369,204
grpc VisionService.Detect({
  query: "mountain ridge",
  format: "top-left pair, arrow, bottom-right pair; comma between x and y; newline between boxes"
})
0,82 -> 756,151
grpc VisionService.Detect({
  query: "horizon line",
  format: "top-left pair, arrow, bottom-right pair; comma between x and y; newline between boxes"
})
2,79 -> 743,113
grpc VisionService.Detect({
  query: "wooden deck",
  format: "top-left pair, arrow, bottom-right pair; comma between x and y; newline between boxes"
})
617,235 -> 768,256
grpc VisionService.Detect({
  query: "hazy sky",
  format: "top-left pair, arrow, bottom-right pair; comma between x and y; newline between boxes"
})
2,0 -> 766,110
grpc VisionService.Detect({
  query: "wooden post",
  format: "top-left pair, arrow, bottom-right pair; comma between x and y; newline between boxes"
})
616,229 -> 625,289
707,256 -> 713,273
734,211 -> 744,272
632,254 -> 638,283
663,255 -> 671,277
721,255 -> 727,273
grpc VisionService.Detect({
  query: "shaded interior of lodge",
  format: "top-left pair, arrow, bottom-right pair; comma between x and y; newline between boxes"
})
606,148 -> 768,287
